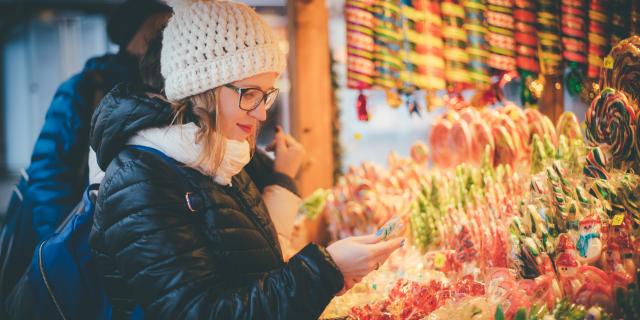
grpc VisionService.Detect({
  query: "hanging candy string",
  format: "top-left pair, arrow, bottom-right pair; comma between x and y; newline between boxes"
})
561,0 -> 588,96
486,0 -> 516,73
413,0 -> 446,110
373,0 -> 403,109
346,0 -> 376,121
400,0 -> 422,116
583,0 -> 610,102
513,0 -> 539,107
463,0 -> 490,89
441,0 -> 471,95
536,0 -> 563,77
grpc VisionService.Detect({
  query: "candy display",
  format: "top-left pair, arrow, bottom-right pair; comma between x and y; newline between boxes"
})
316,102 -> 640,317
334,1 -> 640,316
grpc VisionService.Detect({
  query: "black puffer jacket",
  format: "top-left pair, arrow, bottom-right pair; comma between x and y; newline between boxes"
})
89,83 -> 344,319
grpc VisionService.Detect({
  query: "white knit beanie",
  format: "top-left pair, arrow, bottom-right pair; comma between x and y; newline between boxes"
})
161,0 -> 287,101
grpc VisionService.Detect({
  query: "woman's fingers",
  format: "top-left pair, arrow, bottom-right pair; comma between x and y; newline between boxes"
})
370,237 -> 404,258
350,233 -> 382,244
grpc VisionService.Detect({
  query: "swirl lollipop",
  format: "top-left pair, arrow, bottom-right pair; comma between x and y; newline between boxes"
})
600,36 -> 640,109
585,87 -> 637,164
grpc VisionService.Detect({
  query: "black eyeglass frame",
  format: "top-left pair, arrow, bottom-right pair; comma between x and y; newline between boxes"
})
223,83 -> 280,112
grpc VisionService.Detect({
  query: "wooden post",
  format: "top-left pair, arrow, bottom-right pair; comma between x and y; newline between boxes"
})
539,75 -> 564,124
287,0 -> 335,197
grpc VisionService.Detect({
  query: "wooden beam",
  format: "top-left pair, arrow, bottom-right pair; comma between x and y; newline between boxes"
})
539,75 -> 564,124
287,0 -> 334,196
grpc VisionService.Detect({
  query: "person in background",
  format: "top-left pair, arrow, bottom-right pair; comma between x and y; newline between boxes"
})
0,0 -> 170,306
89,0 -> 404,318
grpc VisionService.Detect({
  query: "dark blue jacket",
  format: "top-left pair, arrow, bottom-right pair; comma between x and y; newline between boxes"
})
0,53 -> 139,302
25,53 -> 138,240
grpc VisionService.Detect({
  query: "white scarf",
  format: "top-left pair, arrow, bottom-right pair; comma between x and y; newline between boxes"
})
127,123 -> 251,186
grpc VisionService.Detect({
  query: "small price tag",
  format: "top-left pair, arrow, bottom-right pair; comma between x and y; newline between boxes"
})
434,252 -> 446,269
612,214 -> 625,226
603,56 -> 614,69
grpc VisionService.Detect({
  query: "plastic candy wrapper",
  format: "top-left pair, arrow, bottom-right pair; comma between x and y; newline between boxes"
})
376,215 -> 405,241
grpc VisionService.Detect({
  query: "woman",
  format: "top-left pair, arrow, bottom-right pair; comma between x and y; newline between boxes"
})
89,1 -> 403,319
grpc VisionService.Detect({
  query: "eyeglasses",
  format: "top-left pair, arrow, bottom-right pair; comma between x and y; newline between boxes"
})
223,84 -> 280,112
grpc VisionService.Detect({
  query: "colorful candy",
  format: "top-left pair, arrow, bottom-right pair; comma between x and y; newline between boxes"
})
600,36 -> 640,108
440,0 -> 470,90
514,0 -> 539,106
537,0 -> 563,76
346,0 -> 376,90
555,111 -> 582,141
583,147 -> 610,180
373,0 -> 403,107
486,0 -> 516,72
586,87 -> 637,164
463,0 -> 490,88
561,0 -> 588,96
584,0 -> 610,102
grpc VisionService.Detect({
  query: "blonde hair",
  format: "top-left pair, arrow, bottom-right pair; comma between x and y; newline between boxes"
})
169,88 -> 256,175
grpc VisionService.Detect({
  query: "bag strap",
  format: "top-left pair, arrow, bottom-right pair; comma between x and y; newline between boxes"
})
126,145 -> 204,212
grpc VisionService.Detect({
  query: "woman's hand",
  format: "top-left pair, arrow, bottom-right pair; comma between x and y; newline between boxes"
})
326,233 -> 405,295
267,126 -> 306,178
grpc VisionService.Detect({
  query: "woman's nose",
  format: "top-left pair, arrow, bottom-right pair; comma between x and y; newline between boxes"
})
249,101 -> 267,121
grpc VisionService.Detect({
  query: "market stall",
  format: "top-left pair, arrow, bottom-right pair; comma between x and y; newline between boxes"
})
289,0 -> 640,318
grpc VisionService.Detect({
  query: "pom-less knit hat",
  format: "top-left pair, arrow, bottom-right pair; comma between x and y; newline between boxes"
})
161,0 -> 287,101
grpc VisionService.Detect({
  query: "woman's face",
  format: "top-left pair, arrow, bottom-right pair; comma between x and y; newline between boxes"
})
217,72 -> 278,141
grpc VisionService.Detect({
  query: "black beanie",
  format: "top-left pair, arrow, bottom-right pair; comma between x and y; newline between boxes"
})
106,0 -> 171,49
